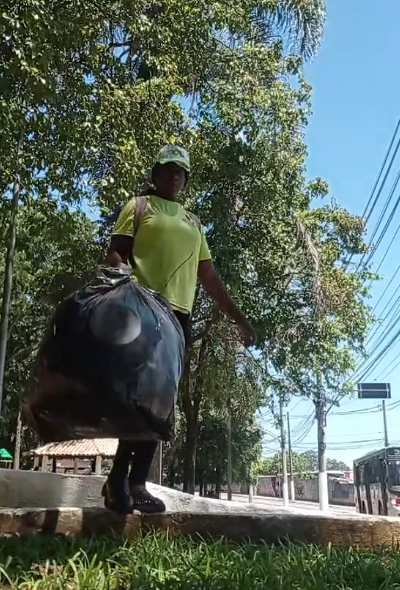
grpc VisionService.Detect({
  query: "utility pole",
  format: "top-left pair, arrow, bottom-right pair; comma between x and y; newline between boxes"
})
279,397 -> 289,507
382,400 -> 389,446
248,461 -> 254,503
248,482 -> 254,503
287,412 -> 295,502
227,401 -> 233,501
316,371 -> 329,512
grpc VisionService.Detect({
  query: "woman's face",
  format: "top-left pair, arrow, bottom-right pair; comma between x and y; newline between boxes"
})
153,162 -> 186,201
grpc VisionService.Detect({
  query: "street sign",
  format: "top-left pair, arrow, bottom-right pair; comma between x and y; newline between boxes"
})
357,382 -> 391,399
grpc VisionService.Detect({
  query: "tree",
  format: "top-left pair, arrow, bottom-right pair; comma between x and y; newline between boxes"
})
179,412 -> 264,495
260,451 -> 350,476
5,0 -> 371,500
326,458 -> 350,472
0,0 -> 113,413
0,198 -> 98,456
175,32 -> 328,491
171,13 -> 370,490
178,319 -> 266,493
267,202 -> 374,500
259,451 -> 313,476
273,203 -> 374,395
265,0 -> 326,60
299,450 -> 318,471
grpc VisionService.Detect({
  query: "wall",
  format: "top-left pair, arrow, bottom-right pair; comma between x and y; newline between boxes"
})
257,475 -> 354,506
0,469 -> 105,509
0,469 -> 319,516
330,479 -> 354,506
0,468 -> 355,509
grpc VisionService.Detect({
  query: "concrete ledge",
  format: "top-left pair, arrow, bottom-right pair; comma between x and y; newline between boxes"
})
1,470 -> 397,548
0,468 -> 311,515
0,508 -> 399,548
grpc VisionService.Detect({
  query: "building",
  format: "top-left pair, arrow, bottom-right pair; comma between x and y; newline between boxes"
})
25,439 -> 118,475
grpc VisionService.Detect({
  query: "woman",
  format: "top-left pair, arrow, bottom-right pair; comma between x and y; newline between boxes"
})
103,144 -> 256,514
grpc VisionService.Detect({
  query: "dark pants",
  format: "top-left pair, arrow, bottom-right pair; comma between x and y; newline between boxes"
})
109,310 -> 189,487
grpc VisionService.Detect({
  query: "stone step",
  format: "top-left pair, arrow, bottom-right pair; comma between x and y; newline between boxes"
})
0,507 -> 399,548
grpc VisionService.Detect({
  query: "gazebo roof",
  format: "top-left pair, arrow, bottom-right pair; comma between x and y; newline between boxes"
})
0,448 -> 12,461
26,439 -> 118,458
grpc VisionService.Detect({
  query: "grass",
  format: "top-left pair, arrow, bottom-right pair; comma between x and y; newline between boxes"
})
0,533 -> 399,589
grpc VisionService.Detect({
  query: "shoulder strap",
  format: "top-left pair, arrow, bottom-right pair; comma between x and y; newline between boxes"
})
128,196 -> 147,268
187,212 -> 201,231
133,196 -> 147,237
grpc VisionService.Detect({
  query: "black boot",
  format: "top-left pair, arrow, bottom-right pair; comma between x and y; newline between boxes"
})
102,477 -> 134,514
129,485 -> 166,514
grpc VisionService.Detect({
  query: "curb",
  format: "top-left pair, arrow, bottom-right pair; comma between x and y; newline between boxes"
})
0,508 -> 399,548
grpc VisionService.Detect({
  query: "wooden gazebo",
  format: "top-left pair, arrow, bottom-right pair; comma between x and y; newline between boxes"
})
25,439 -> 118,475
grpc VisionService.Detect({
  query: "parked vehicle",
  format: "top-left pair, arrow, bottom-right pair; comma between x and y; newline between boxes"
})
354,446 -> 400,516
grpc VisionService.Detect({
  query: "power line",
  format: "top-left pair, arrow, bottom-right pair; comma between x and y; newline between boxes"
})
375,222 -> 400,274
345,119 -> 400,270
348,120 -> 400,382
292,415 -> 315,446
294,439 -> 385,451
325,431 -> 384,438
366,297 -> 400,353
373,262 -> 400,314
332,400 -> 400,416
356,334 -> 399,381
362,119 -> 400,221
355,121 -> 400,273
368,287 -> 400,346
374,350 -> 400,381
380,354 -> 400,381
352,306 -> 400,381
359,170 -> 400,272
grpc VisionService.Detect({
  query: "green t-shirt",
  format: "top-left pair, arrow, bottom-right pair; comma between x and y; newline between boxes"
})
112,194 -> 211,313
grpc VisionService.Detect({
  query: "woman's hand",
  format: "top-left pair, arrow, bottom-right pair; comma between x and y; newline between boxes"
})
105,235 -> 134,267
198,260 -> 258,348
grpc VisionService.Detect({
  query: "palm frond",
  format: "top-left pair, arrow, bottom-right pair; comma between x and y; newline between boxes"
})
292,210 -> 325,316
255,0 -> 326,60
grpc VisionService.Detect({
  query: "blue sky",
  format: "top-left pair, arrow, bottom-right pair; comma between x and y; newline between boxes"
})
263,0 -> 400,467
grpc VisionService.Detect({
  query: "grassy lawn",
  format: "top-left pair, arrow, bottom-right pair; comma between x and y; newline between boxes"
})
0,533 -> 399,589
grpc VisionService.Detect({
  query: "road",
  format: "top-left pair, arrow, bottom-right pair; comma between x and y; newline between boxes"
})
225,493 -> 355,514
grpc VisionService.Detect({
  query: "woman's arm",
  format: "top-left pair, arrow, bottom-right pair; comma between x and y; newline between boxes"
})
198,259 -> 257,348
105,198 -> 138,267
105,235 -> 133,267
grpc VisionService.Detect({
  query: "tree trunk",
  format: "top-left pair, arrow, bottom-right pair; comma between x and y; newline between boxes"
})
0,149 -> 22,418
227,401 -> 232,500
199,473 -> 204,497
13,409 -> 22,470
280,396 -> 289,507
167,462 -> 176,489
147,442 -> 162,484
216,472 -> 222,499
183,414 -> 197,494
181,313 -> 215,494
181,343 -> 201,494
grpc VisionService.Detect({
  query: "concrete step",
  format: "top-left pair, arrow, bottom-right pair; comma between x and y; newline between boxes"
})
0,506 -> 398,548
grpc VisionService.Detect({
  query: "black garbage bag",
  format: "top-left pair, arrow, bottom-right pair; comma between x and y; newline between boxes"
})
22,265 -> 185,443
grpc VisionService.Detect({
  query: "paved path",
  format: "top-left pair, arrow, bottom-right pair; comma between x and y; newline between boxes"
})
226,493 -> 355,514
